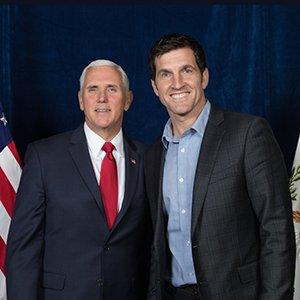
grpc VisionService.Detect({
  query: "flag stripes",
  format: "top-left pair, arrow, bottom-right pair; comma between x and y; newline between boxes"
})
0,201 -> 11,244
7,142 -> 21,166
0,143 -> 22,192
0,102 -> 22,300
0,270 -> 6,300
0,237 -> 6,274
0,167 -> 16,218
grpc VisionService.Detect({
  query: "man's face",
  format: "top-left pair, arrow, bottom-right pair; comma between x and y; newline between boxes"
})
78,66 -> 132,139
151,47 -> 209,121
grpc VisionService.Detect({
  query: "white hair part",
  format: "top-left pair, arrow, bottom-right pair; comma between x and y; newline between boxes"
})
79,59 -> 130,93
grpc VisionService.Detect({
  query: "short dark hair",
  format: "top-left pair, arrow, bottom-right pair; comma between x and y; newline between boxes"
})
149,33 -> 207,80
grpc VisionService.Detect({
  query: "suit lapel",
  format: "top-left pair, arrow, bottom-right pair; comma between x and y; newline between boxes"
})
68,125 -> 105,218
146,140 -> 168,274
155,144 -> 168,274
191,106 -> 226,236
113,135 -> 140,228
146,140 -> 165,230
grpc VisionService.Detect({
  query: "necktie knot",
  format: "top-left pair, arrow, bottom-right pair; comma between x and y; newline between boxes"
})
102,142 -> 115,157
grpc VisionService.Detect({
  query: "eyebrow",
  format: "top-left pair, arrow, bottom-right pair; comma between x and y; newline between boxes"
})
107,84 -> 120,89
181,64 -> 196,70
86,84 -> 120,89
86,85 -> 99,89
157,69 -> 172,76
156,64 -> 196,76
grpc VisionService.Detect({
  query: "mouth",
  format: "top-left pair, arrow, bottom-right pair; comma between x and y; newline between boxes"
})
94,108 -> 111,112
169,91 -> 190,99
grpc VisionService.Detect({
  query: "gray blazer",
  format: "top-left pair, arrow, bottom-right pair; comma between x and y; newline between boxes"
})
145,105 -> 295,300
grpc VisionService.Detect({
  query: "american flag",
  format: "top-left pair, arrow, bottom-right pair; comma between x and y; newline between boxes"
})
0,101 -> 22,300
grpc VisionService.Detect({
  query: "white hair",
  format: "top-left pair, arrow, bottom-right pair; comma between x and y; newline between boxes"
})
79,59 -> 130,92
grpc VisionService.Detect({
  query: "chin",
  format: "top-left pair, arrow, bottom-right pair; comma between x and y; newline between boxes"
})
172,106 -> 192,115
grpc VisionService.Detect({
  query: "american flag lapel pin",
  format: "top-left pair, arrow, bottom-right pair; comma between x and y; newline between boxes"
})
130,157 -> 137,165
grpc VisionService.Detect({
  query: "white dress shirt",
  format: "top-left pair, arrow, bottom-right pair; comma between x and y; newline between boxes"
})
84,122 -> 125,212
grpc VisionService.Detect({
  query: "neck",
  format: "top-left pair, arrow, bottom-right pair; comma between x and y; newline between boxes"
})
170,101 -> 206,137
85,122 -> 121,141
171,118 -> 195,137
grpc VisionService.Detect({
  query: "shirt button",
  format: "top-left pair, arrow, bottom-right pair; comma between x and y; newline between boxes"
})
189,272 -> 194,277
179,178 -> 184,183
181,209 -> 186,214
180,148 -> 185,153
186,240 -> 191,246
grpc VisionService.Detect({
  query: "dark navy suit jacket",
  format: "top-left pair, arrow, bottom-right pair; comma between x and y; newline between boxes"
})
6,125 -> 151,300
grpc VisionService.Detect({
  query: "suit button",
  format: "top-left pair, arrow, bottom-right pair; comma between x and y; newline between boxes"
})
104,246 -> 110,251
96,279 -> 103,287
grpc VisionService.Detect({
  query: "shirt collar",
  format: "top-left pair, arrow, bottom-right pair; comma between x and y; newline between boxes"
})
84,122 -> 124,158
162,100 -> 211,148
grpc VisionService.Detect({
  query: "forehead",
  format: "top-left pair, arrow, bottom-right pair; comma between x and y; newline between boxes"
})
155,47 -> 197,69
84,66 -> 122,85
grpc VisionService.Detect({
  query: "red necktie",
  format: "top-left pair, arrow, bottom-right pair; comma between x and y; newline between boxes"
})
100,142 -> 118,229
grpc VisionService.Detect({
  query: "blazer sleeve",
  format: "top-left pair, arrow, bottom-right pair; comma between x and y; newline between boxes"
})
6,143 -> 46,300
244,117 -> 296,300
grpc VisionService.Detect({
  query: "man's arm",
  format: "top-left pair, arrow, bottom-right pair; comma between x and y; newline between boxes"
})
244,117 -> 296,300
6,143 -> 46,300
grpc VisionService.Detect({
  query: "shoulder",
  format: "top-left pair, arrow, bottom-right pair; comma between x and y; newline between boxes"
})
29,130 -> 75,151
123,134 -> 149,156
211,106 -> 279,153
211,105 -> 271,132
25,126 -> 82,160
215,105 -> 262,122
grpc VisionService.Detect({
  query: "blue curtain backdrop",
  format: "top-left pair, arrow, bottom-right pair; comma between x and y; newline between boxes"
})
0,4 -> 299,169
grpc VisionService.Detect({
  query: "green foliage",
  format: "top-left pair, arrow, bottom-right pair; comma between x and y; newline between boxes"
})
290,165 -> 300,201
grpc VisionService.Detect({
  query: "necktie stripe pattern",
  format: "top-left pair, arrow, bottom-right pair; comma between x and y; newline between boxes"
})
0,101 -> 22,300
100,142 -> 118,230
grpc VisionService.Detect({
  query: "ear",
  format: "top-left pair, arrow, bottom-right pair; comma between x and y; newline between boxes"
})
78,91 -> 84,111
124,90 -> 133,111
201,68 -> 209,90
151,79 -> 159,96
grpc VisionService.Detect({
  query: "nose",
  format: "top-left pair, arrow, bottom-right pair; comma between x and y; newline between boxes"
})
171,73 -> 184,89
97,91 -> 107,103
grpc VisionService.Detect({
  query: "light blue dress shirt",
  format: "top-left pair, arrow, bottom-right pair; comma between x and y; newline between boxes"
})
162,101 -> 211,287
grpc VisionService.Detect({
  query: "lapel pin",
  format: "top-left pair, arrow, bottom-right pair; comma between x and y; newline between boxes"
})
130,158 -> 137,165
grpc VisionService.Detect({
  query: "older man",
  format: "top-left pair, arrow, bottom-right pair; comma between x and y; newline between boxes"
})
6,59 -> 150,300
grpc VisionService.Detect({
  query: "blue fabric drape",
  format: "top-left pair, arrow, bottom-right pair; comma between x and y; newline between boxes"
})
0,4 -> 299,169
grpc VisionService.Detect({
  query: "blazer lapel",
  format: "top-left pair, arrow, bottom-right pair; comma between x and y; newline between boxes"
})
155,144 -> 167,263
113,135 -> 140,228
68,125 -> 105,217
146,139 -> 165,230
146,140 -> 168,279
191,106 -> 226,236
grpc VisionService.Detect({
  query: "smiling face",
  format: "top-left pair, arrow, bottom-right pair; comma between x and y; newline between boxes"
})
78,66 -> 132,140
151,47 -> 209,126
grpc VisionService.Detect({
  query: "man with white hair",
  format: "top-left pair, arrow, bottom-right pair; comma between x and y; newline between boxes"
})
6,59 -> 150,300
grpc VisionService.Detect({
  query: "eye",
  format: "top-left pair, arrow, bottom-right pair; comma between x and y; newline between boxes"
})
87,86 -> 98,93
182,67 -> 193,74
160,72 -> 171,79
107,86 -> 117,93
